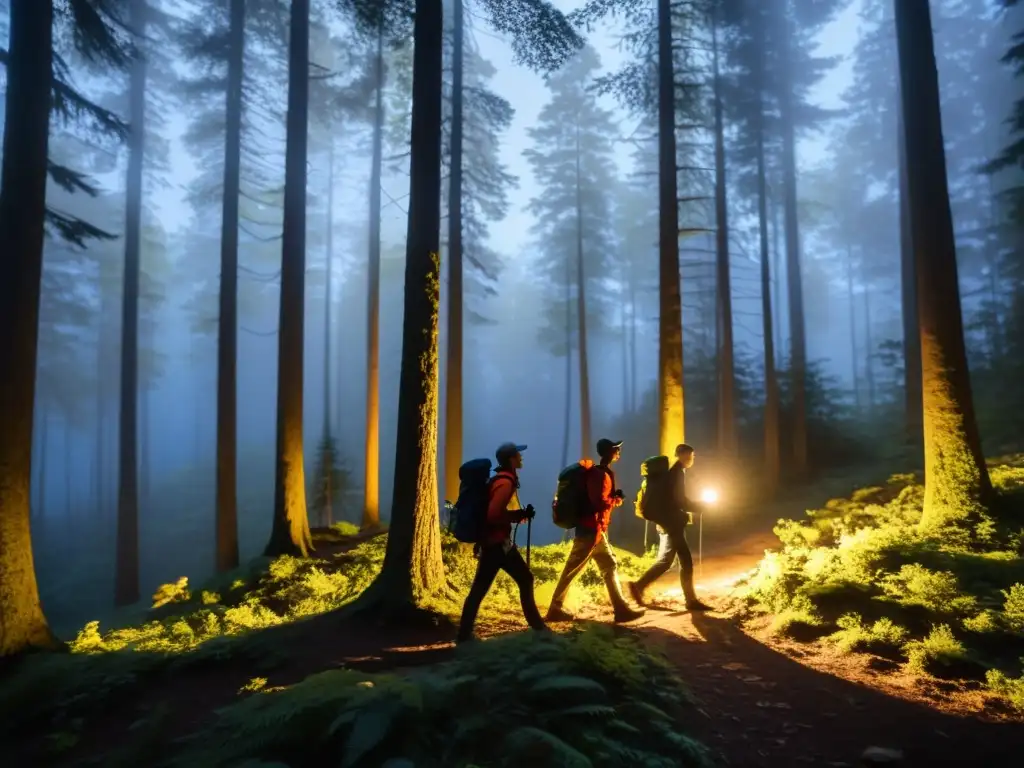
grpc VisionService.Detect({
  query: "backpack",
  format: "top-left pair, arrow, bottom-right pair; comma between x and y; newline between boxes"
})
449,458 -> 494,543
634,455 -> 673,525
552,461 -> 593,529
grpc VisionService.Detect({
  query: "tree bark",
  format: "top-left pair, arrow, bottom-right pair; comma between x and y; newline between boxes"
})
0,0 -> 58,655
845,246 -> 862,410
657,0 -> 685,455
628,270 -> 637,413
770,184 -> 784,361
861,263 -> 875,412
443,0 -> 465,503
574,120 -> 593,458
362,26 -> 384,532
894,0 -> 992,532
561,258 -> 571,467
64,421 -> 72,521
776,1 -> 808,479
712,14 -> 736,457
321,140 -> 335,528
754,15 -> 780,496
265,0 -> 313,557
115,0 -> 149,606
348,0 -> 447,615
215,0 -> 245,572
897,97 -> 922,452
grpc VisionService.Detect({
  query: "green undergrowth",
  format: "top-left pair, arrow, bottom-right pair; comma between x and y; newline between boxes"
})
164,626 -> 710,768
736,453 -> 1024,711
0,529 -> 656,755
61,529 -> 653,657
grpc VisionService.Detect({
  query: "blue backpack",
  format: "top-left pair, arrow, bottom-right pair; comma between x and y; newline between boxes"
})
449,458 -> 494,543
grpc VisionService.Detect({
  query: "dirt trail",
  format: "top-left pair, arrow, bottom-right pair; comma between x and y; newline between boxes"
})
620,595 -> 1024,767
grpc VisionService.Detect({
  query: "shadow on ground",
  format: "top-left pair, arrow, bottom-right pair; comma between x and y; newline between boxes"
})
623,613 -> 1024,768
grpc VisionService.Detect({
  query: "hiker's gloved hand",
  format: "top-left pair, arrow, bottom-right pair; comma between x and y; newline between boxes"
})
521,504 -> 536,521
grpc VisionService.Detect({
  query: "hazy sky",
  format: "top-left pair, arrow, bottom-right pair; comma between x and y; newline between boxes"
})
151,0 -> 863,258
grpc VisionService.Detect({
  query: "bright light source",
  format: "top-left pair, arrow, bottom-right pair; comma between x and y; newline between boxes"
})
700,489 -> 718,504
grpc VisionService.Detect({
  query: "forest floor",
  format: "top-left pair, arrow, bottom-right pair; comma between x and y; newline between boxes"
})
8,473 -> 1024,767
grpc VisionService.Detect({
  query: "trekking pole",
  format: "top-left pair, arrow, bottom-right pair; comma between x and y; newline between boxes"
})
643,520 -> 649,552
698,511 -> 703,581
526,515 -> 532,568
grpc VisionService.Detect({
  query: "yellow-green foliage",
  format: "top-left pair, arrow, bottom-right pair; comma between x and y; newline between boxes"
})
68,532 -> 654,656
167,627 -> 711,768
986,667 -> 1024,712
736,457 -> 1024,702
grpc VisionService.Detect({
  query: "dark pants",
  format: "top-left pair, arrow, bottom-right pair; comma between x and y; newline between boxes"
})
634,525 -> 698,603
458,542 -> 546,640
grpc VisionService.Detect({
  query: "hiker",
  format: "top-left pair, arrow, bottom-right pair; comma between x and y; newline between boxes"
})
627,443 -> 713,611
546,438 -> 646,623
456,442 -> 548,644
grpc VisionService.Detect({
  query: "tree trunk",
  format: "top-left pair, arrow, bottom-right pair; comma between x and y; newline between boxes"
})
897,97 -> 922,452
115,0 -> 148,606
894,0 -> 992,532
0,0 -> 58,655
140,385 -> 150,513
321,139 -> 335,528
770,185 -> 784,362
574,121 -> 593,458
628,271 -> 637,413
754,17 -> 779,496
657,0 -> 685,455
348,0 -> 447,616
861,265 -> 875,412
38,407 -> 49,519
561,259 -> 571,467
845,247 -> 862,410
776,3 -> 808,479
443,0 -> 465,503
620,278 -> 629,414
64,421 -> 72,521
362,26 -> 384,532
712,15 -> 736,457
93,322 -> 105,515
265,0 -> 313,557
215,0 -> 245,572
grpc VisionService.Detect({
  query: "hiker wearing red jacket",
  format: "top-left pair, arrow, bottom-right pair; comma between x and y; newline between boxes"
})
545,438 -> 646,624
457,442 -> 548,644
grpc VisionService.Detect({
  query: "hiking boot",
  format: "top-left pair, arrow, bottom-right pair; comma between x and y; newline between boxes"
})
686,599 -> 713,612
545,606 -> 575,622
626,581 -> 646,606
613,604 -> 646,623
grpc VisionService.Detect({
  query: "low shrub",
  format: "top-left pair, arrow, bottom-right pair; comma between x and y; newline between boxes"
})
735,455 -> 1024,710
63,531 -> 655,656
166,626 -> 711,768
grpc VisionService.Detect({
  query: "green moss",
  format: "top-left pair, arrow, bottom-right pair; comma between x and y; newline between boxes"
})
62,532 -> 654,657
737,455 -> 1024,707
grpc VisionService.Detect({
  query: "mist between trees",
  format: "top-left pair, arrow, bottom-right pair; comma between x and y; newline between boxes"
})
0,0 -> 1022,642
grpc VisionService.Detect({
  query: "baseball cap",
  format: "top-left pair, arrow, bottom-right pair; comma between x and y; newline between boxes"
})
495,442 -> 527,465
596,438 -> 623,457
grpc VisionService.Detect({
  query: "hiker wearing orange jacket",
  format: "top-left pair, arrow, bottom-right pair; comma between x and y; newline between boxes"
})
456,442 -> 548,644
545,438 -> 646,624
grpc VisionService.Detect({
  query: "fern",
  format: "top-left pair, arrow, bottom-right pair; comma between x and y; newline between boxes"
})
502,726 -> 593,767
529,676 -> 608,700
143,627 -> 711,768
545,704 -> 617,719
341,701 -> 404,767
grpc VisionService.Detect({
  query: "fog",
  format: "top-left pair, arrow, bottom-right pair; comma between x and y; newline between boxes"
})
1,0 -> 1021,633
